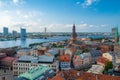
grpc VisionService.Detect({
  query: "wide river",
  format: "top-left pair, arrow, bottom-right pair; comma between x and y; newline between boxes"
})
0,35 -> 105,48
0,36 -> 70,48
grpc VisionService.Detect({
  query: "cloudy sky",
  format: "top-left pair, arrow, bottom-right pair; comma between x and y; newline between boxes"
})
0,0 -> 120,33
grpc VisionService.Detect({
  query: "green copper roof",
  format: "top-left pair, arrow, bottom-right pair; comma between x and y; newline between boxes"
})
19,65 -> 50,80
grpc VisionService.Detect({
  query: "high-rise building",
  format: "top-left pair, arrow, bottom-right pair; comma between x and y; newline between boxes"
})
12,30 -> 17,38
21,28 -> 26,40
112,27 -> 116,38
3,27 -> 8,35
112,26 -> 119,44
114,26 -> 119,44
112,25 -> 120,44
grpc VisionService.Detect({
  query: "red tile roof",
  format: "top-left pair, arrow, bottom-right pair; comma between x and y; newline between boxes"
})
0,53 -> 6,58
0,56 -> 17,62
60,54 -> 71,62
50,72 -> 64,80
97,56 -> 109,66
77,72 -> 120,80
51,70 -> 82,80
71,47 -> 76,53
52,70 -> 120,80
62,70 -> 80,79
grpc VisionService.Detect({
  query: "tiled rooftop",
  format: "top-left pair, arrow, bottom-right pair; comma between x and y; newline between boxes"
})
51,70 -> 120,80
0,56 -> 17,62
77,72 -> 120,80
60,54 -> 70,62
50,72 -> 64,80
97,56 -> 109,65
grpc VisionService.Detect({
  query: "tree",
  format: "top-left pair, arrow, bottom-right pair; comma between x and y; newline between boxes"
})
104,61 -> 113,72
58,45 -> 63,48
52,43 -> 57,48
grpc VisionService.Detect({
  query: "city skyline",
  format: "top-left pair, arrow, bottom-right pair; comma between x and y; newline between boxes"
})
0,0 -> 120,32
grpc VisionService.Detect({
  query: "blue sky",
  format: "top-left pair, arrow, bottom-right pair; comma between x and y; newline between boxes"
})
0,0 -> 120,32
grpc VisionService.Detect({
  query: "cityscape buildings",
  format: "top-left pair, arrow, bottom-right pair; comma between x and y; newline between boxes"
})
0,24 -> 120,80
0,0 -> 120,80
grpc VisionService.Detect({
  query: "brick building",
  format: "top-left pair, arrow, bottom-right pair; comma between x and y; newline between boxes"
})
59,54 -> 71,70
97,56 -> 109,67
98,44 -> 114,53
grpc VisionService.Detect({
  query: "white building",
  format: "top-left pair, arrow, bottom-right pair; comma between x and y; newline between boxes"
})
13,55 -> 59,76
21,28 -> 26,40
87,65 -> 104,74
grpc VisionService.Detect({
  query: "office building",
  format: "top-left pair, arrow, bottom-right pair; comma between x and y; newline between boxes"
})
115,26 -> 119,44
12,30 -> 17,38
3,27 -> 8,35
21,28 -> 26,40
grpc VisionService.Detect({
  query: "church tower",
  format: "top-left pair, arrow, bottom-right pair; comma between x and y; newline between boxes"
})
72,24 -> 77,40
70,24 -> 77,43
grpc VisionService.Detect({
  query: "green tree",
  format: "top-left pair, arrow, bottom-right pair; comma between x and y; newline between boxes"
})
52,43 -> 57,48
104,61 -> 113,72
58,45 -> 63,48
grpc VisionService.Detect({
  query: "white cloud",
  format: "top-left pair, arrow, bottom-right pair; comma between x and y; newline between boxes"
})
0,0 -> 26,9
76,2 -> 80,5
0,9 -> 45,32
42,23 -> 92,32
12,0 -> 25,5
86,0 -> 93,6
81,0 -> 98,8
12,0 -> 19,4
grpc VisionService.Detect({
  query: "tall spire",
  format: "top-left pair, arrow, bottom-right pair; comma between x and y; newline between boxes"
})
71,24 -> 77,40
73,24 -> 76,33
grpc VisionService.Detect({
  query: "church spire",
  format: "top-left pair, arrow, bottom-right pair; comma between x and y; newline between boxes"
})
71,24 -> 77,40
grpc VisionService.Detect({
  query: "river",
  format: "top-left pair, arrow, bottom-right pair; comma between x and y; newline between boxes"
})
0,35 -> 105,48
0,36 -> 70,48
